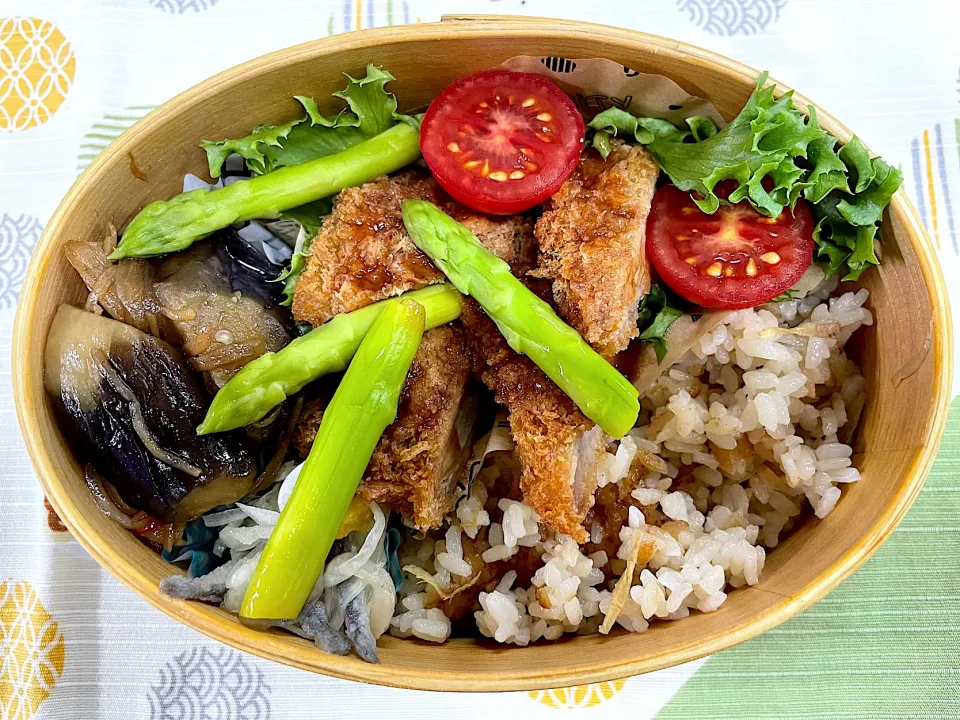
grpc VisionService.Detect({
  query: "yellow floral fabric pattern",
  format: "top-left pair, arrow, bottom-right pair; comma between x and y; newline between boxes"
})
0,580 -> 64,720
528,679 -> 626,708
0,17 -> 75,131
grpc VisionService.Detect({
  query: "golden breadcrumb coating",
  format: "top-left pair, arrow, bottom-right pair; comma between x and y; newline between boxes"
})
533,141 -> 659,358
292,172 -> 536,327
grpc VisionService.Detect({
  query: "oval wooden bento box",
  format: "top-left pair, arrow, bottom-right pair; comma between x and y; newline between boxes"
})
11,16 -> 954,691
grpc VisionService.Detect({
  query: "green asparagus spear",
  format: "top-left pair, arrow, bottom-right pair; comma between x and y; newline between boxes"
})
240,297 -> 425,621
197,283 -> 461,435
110,122 -> 421,260
401,200 -> 640,438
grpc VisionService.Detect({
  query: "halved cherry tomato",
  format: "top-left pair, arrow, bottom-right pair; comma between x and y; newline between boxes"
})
420,70 -> 584,215
647,184 -> 815,310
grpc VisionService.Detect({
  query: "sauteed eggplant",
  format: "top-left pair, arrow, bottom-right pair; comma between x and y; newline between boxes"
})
45,305 -> 256,522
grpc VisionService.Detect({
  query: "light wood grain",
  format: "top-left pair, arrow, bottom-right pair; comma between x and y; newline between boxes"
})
11,17 -> 953,691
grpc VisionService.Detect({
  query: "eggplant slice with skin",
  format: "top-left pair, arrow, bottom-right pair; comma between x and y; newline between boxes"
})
153,240 -> 291,390
45,304 -> 257,523
64,237 -> 178,342
66,228 -> 293,391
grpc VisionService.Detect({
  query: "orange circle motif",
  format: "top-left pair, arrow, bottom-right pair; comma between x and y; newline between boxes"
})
528,679 -> 627,708
0,17 -> 76,131
0,580 -> 65,720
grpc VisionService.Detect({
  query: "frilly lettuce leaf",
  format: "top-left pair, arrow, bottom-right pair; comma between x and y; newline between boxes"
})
590,109 -> 689,146
201,119 -> 300,179
814,156 -> 902,280
202,64 -> 416,178
587,72 -> 901,281
590,110 -> 714,155
796,134 -> 849,204
686,116 -> 719,142
640,73 -> 828,217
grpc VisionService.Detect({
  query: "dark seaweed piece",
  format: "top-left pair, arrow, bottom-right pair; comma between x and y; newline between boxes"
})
330,538 -> 350,555
296,602 -> 351,656
384,525 -> 403,592
159,575 -> 227,603
46,305 -> 257,523
162,518 -> 221,577
218,227 -> 288,307
344,592 -> 380,664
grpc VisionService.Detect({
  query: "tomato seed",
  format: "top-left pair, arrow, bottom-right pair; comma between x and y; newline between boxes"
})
447,142 -> 460,152
705,262 -> 723,277
746,259 -> 758,276
509,170 -> 525,180
489,171 -> 508,181
760,252 -> 781,264
522,97 -> 536,107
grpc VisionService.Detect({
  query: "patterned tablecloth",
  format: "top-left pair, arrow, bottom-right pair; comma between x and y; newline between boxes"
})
1,0 -> 958,717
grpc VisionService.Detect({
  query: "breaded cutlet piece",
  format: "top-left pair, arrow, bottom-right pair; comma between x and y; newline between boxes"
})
533,140 -> 660,358
292,172 -> 537,327
460,297 -> 605,543
291,398 -> 326,459
293,326 -> 474,531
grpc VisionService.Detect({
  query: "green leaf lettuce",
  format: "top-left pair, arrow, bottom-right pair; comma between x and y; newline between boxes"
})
636,285 -> 684,363
587,72 -> 902,282
202,65 -> 416,178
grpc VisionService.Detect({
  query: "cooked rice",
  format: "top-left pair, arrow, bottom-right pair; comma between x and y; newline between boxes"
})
391,277 -> 868,644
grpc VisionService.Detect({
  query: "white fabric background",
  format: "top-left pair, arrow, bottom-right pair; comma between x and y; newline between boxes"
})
1,0 -> 957,717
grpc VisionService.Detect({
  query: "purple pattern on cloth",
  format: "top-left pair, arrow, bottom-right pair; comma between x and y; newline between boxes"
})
148,0 -> 220,13
0,213 -> 42,308
677,0 -> 788,35
911,136 -> 929,229
148,646 -> 270,720
934,123 -> 958,254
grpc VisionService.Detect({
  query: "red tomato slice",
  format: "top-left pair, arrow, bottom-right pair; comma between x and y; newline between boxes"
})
420,70 -> 584,215
647,185 -> 815,310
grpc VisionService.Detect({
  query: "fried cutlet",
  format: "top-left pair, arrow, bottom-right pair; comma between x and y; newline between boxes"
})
291,172 -> 536,327
533,140 -> 660,358
294,326 -> 475,530
460,297 -> 605,543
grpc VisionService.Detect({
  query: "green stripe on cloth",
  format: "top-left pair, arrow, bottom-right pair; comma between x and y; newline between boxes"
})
76,106 -> 156,174
657,397 -> 960,719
